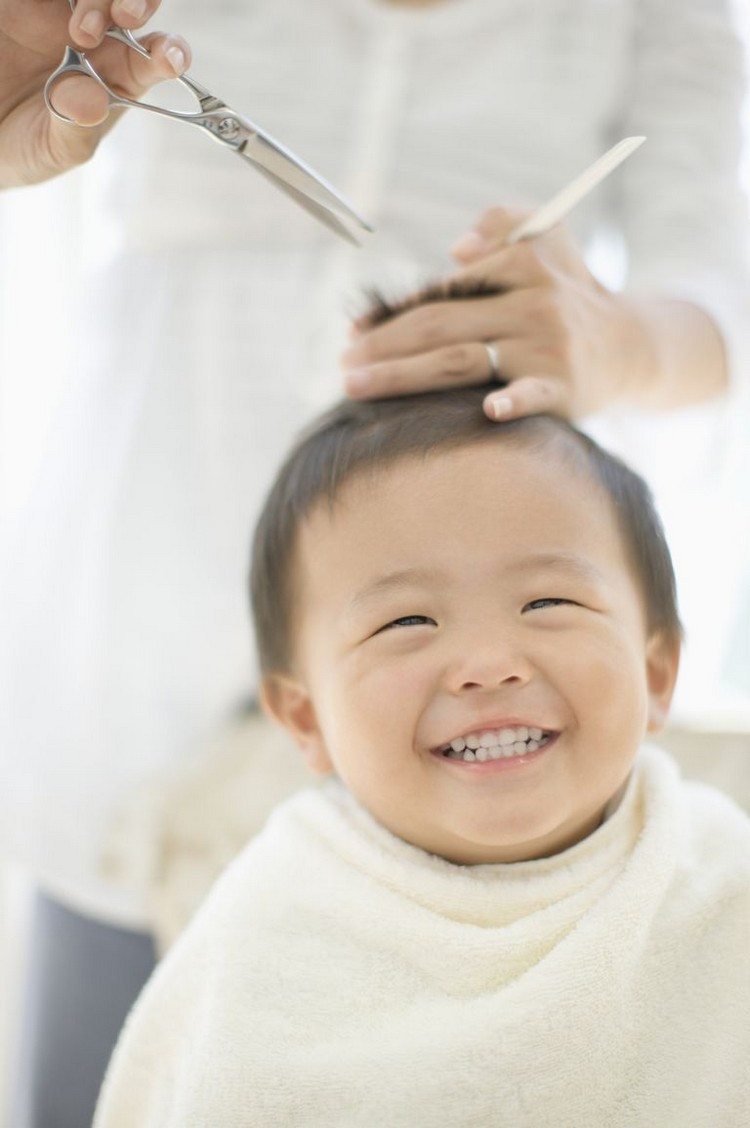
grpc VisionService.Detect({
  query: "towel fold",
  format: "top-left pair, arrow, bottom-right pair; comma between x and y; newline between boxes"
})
95,745 -> 750,1128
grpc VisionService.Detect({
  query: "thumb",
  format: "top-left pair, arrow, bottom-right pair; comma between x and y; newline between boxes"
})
483,376 -> 570,422
49,74 -> 111,126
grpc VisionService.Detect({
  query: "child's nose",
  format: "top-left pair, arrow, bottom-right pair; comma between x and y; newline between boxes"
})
446,632 -> 534,694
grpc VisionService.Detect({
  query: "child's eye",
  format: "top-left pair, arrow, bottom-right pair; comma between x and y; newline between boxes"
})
524,597 -> 577,612
380,614 -> 436,631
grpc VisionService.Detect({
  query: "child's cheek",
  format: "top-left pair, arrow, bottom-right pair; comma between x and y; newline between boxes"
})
342,640 -> 437,714
561,632 -> 649,725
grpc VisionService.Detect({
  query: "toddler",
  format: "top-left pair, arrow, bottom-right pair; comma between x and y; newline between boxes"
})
94,381 -> 750,1128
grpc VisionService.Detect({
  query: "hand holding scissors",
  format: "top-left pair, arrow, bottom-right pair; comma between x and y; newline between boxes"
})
0,0 -> 186,187
45,0 -> 372,243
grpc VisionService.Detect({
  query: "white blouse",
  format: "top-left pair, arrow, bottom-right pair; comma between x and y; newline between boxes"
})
1,0 -> 748,925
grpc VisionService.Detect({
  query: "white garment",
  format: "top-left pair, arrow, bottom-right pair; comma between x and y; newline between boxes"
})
1,0 -> 749,925
93,746 -> 750,1128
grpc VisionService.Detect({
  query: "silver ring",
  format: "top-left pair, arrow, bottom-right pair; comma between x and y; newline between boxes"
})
483,341 -> 500,381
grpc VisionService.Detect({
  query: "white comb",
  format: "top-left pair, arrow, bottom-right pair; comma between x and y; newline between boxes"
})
506,136 -> 646,244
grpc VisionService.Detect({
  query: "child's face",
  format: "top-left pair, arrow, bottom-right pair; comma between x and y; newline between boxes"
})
265,441 -> 678,864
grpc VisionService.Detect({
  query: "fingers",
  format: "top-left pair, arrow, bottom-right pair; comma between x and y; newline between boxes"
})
48,30 -> 191,121
346,341 -> 504,399
69,0 -> 162,48
345,339 -> 575,425
118,30 -> 191,92
69,2 -> 112,48
453,239 -> 554,293
343,280 -> 562,402
110,0 -> 161,30
483,376 -> 569,422
345,290 -> 530,369
451,206 -> 532,263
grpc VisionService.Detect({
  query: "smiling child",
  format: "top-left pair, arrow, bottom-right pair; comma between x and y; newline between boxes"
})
256,398 -> 679,868
94,387 -> 750,1128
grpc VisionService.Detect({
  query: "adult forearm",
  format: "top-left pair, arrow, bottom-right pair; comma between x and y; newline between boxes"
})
624,299 -> 729,411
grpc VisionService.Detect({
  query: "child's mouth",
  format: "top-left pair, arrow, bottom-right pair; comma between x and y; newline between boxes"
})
434,726 -> 555,763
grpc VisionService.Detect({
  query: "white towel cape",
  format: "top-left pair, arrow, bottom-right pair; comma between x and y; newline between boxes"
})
95,745 -> 750,1128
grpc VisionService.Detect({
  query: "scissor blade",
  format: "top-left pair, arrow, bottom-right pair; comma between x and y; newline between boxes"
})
236,124 -> 372,236
244,156 -> 363,245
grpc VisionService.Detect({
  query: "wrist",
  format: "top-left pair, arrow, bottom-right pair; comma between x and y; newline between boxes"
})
616,298 -> 728,410
609,295 -> 661,408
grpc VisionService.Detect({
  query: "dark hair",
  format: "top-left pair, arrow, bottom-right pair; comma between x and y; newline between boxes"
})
250,386 -> 682,674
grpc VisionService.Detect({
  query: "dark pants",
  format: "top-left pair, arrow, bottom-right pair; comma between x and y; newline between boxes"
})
8,891 -> 157,1128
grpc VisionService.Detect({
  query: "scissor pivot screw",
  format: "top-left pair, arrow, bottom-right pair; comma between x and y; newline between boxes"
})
217,117 -> 241,141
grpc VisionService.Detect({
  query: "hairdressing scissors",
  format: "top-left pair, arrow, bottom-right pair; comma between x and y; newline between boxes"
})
44,2 -> 372,245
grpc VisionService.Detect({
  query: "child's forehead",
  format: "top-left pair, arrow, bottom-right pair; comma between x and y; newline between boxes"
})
301,438 -> 621,566
331,438 -> 603,513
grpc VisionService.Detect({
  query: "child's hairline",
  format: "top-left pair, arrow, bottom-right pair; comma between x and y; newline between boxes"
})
256,415 -> 680,680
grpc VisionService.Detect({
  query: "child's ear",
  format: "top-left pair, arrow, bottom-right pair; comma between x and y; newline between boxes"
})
645,631 -> 680,733
260,674 -> 334,775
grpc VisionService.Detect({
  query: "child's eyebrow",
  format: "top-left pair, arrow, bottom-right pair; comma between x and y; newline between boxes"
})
509,552 -> 608,586
348,554 -> 605,613
348,568 -> 442,611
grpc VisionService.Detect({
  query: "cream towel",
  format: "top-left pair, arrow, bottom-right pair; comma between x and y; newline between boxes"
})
98,712 -> 750,952
100,712 -> 313,952
95,745 -> 750,1128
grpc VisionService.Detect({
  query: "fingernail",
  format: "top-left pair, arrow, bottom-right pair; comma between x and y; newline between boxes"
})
118,0 -> 148,18
79,10 -> 106,39
451,231 -> 489,259
488,395 -> 513,420
345,368 -> 373,394
166,44 -> 187,74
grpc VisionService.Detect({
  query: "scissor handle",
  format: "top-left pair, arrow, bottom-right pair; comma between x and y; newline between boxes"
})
43,25 -> 222,129
44,25 -> 151,123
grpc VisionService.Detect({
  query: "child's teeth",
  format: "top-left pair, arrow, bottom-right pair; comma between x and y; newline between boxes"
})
439,728 -> 551,761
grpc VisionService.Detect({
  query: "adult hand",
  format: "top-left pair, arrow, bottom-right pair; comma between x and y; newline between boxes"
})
0,0 -> 191,188
342,206 -> 656,422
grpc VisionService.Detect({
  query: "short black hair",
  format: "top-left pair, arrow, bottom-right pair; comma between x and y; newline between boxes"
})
250,387 -> 682,674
